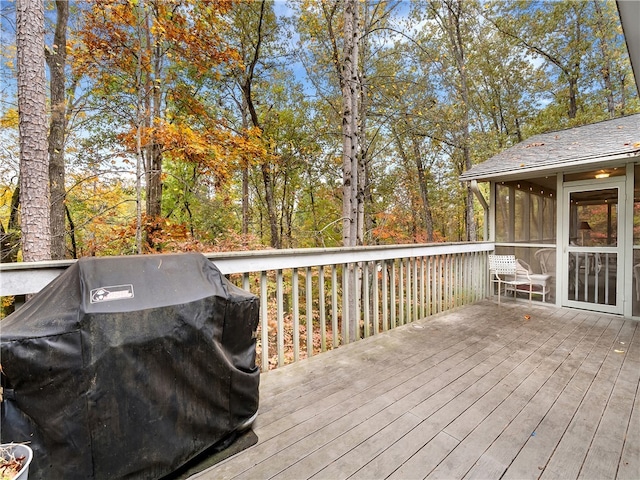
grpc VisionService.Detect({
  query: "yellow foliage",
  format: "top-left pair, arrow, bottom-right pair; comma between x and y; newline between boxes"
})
0,109 -> 19,129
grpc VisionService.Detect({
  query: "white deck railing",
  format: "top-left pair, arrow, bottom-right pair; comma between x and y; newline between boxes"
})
0,242 -> 494,371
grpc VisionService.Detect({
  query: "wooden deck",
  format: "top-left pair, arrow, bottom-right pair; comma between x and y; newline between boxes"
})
191,301 -> 640,480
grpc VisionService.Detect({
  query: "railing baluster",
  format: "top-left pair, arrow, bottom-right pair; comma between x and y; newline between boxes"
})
332,264 -> 339,348
447,255 -> 453,309
431,256 -> 437,314
306,266 -> 313,358
342,263 -> 349,344
438,256 -> 443,314
456,254 -> 462,306
319,266 -> 327,352
426,256 -> 432,316
391,261 -> 397,329
373,261 -> 379,335
399,259 -> 405,326
382,260 -> 389,331
276,269 -> 284,367
260,271 -> 269,372
363,261 -> 370,338
420,256 -> 426,319
412,257 -> 420,322
292,268 -> 300,363
356,262 -> 362,341
407,257 -> 412,323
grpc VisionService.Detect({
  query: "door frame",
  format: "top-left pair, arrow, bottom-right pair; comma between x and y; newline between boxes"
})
559,176 -> 626,315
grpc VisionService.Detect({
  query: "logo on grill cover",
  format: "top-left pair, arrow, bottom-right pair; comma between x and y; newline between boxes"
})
90,284 -> 135,303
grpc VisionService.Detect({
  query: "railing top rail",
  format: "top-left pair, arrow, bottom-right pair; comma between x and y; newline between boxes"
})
0,242 -> 494,297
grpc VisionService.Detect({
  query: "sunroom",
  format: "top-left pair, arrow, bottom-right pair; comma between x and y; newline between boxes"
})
461,113 -> 640,319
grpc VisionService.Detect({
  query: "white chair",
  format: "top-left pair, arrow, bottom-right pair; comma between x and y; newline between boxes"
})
489,254 -> 537,305
514,259 -> 552,302
635,264 -> 640,301
534,248 -> 556,278
535,248 -> 557,299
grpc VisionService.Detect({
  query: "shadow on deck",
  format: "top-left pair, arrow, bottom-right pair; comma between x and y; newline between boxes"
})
190,301 -> 640,480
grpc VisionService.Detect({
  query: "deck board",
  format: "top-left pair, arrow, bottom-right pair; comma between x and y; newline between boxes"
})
190,301 -> 640,480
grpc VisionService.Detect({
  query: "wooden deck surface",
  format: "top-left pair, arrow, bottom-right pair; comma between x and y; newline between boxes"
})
191,301 -> 640,480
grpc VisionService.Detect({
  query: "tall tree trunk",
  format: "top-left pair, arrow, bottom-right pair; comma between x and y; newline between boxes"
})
567,76 -> 578,119
145,145 -> 163,219
592,0 -> 615,117
239,0 -> 280,248
261,163 -> 280,248
340,0 -> 361,343
135,0 -> 146,254
341,0 -> 360,248
65,205 -> 77,259
411,137 -> 434,242
242,166 -> 249,239
46,0 -> 68,260
17,0 -> 50,262
143,4 -> 163,247
241,99 -> 250,241
443,0 -> 476,241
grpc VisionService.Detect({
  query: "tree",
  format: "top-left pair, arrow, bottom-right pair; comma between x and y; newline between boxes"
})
17,0 -> 50,262
294,0 -> 364,248
340,0 -> 361,248
587,0 -> 637,118
489,0 -> 592,123
46,0 -> 68,259
74,0 -> 244,249
231,0 -> 281,248
409,0 -> 479,241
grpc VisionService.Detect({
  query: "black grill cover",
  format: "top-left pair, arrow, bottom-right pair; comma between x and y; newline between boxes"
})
0,253 -> 260,479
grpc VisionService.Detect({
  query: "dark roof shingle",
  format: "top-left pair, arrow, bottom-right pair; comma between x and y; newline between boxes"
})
460,114 -> 640,181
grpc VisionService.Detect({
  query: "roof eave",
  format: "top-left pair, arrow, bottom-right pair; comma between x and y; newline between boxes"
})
460,150 -> 640,182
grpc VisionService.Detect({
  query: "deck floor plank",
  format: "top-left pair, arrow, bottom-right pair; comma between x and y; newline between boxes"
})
461,318 -> 616,479
429,317 -> 614,479
541,319 -> 634,479
578,320 -> 640,479
190,302 -> 640,480
501,316 -> 623,480
617,371 -> 640,480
